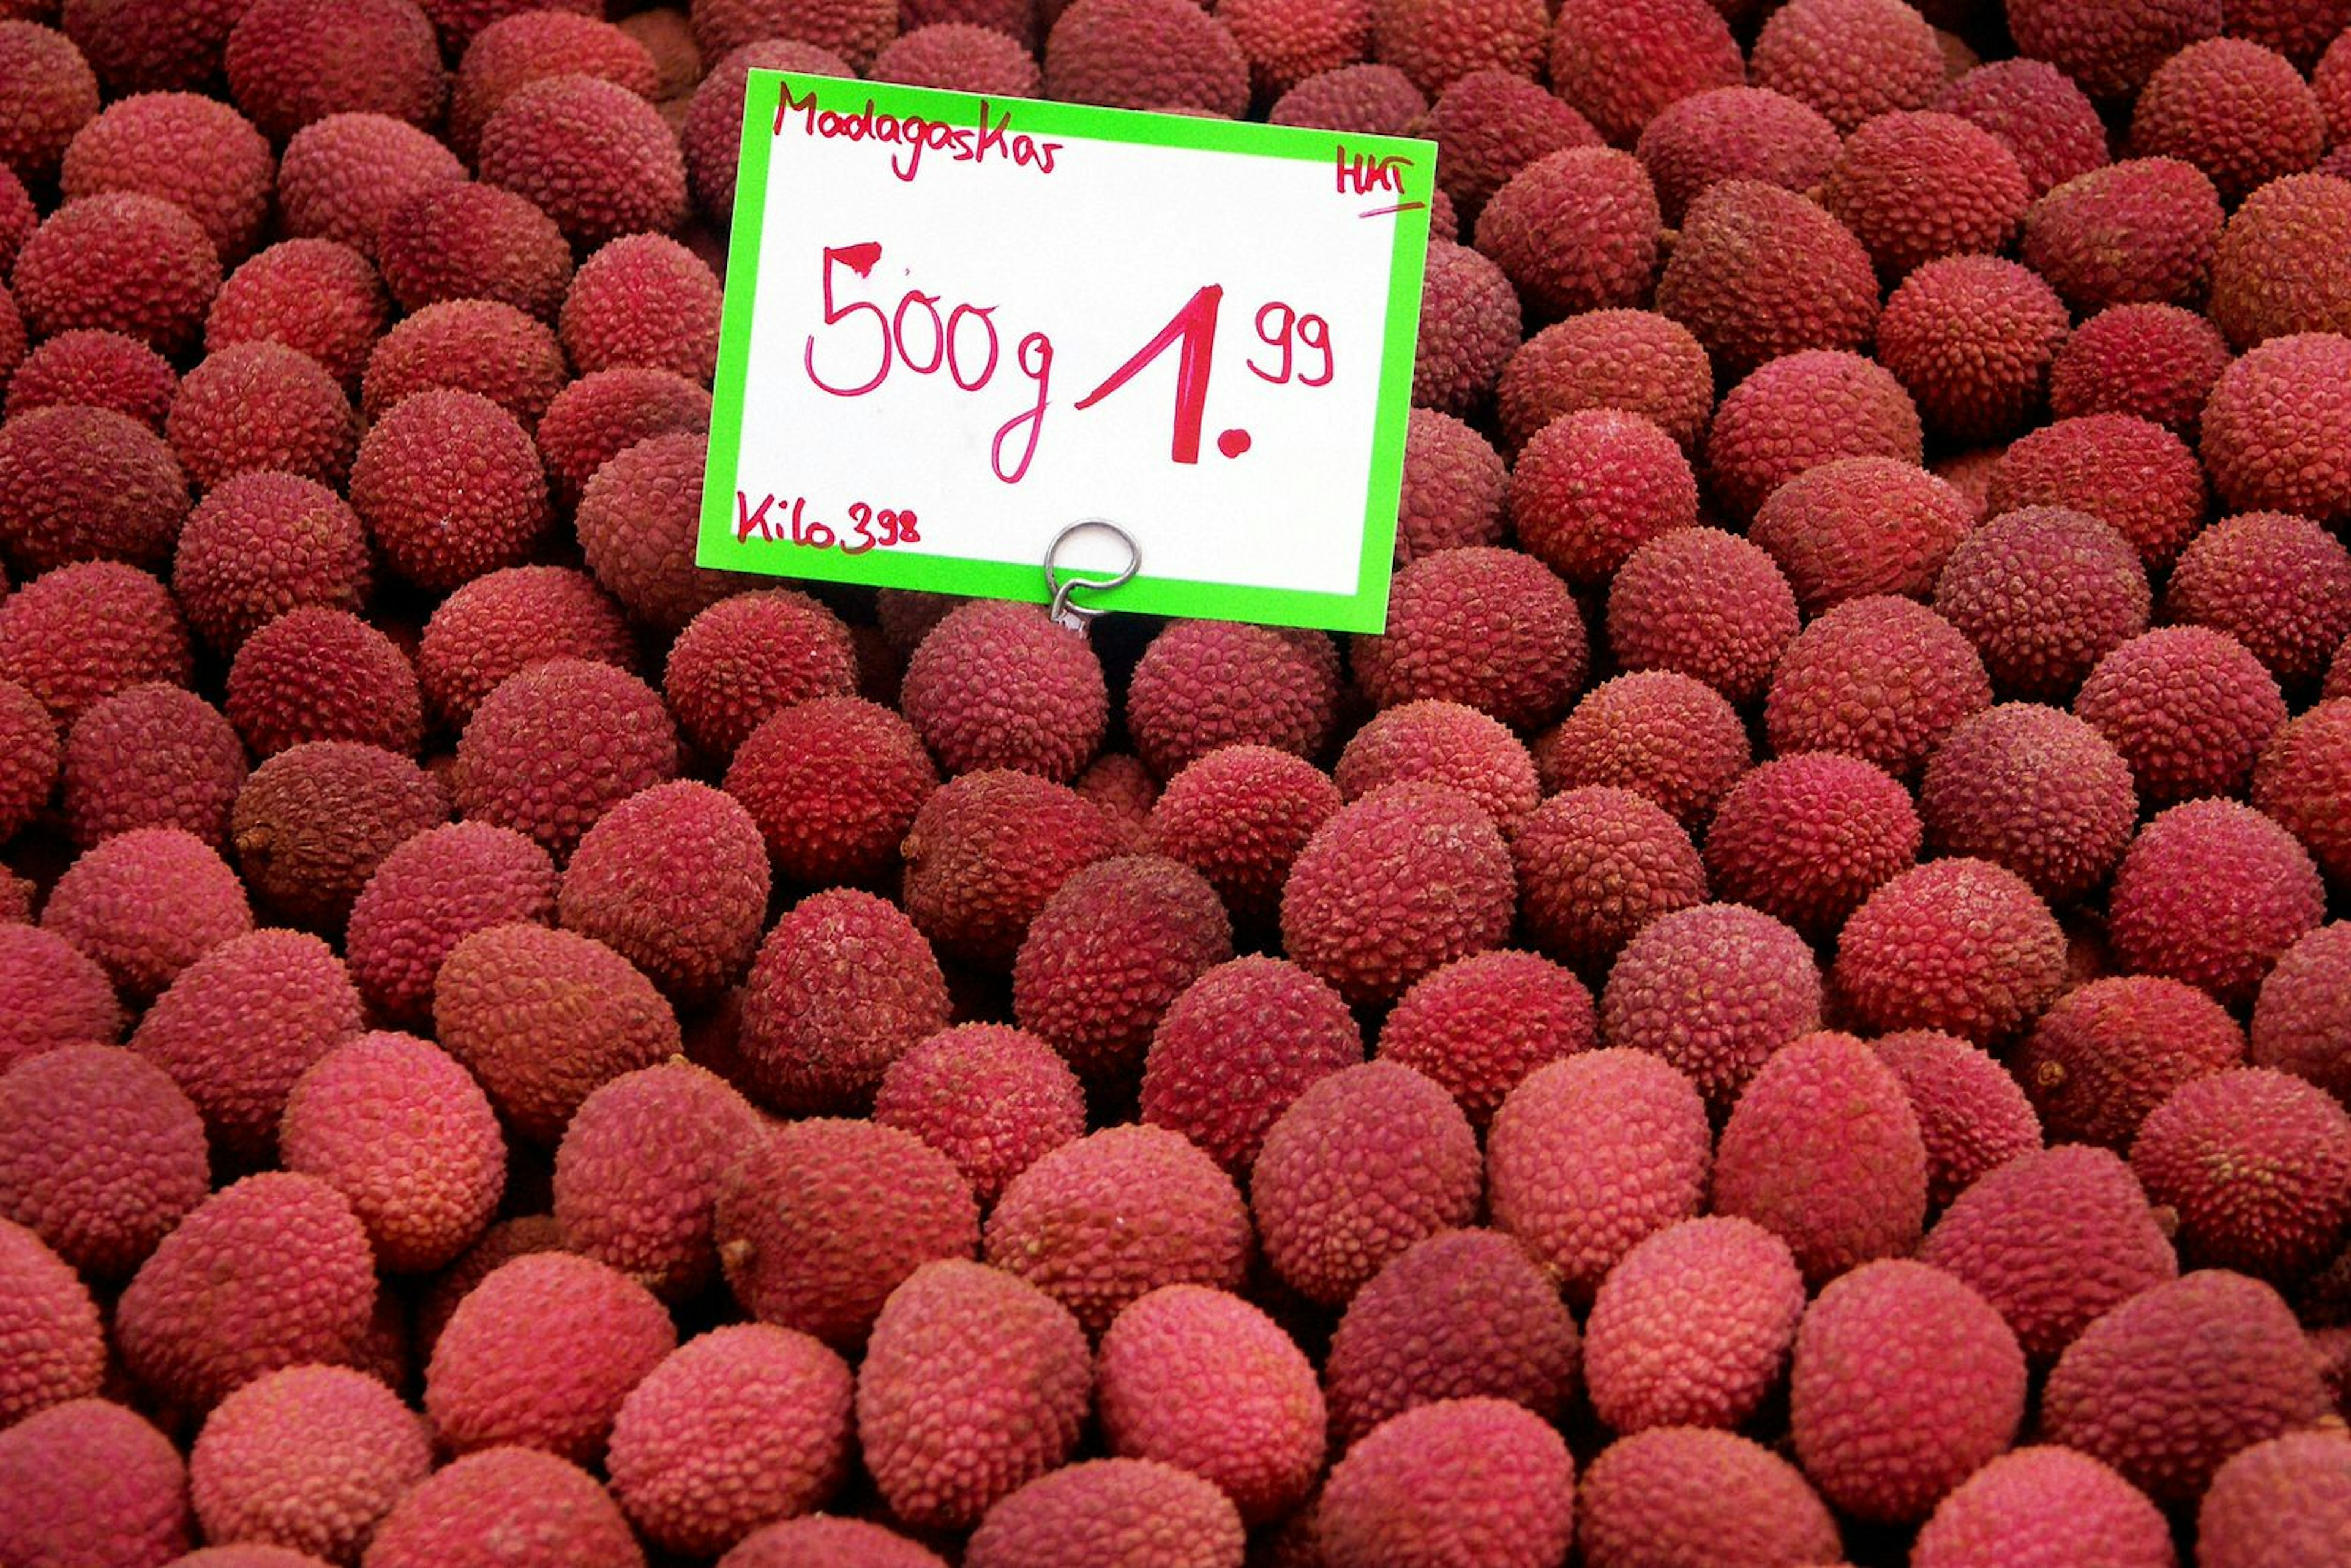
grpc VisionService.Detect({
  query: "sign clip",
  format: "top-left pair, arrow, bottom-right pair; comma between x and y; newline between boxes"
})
1044,519 -> 1141,633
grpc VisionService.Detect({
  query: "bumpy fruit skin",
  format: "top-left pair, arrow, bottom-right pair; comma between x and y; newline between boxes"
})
2170,516 -> 2351,692
559,781 -> 769,1008
1544,0 -> 1739,148
1125,620 -> 1339,782
899,768 -> 1125,969
682,39 -> 856,221
1749,0 -> 1943,132
1577,1427 -> 1842,1568
1583,1215 -> 1804,1435
1602,904 -> 1820,1111
1656,182 -> 1879,382
855,1259 -> 1091,1533
1605,527 -> 1796,704
1790,1260 -> 2026,1524
344,822 -> 557,1026
1376,949 -> 1592,1130
60,91 -> 272,263
724,697 -> 938,888
0,677 -> 59,844
2198,1430 -> 2351,1568
1921,1144 -> 2178,1365
2008,0 -> 2219,101
554,1062 -> 762,1302
364,1446 -> 644,1568
1252,1061 -> 1480,1306
737,888 -> 949,1115
234,741 -> 444,933
1324,1228 -> 1579,1447
2131,1068 -> 2351,1282
1496,309 -> 1712,456
560,234 -> 722,383
204,239 -> 388,393
1702,752 -> 1919,940
1919,704 -> 2137,906
275,113 -> 463,264
477,73 -> 686,249
1280,782 -> 1513,1007
1635,85 -> 1839,231
2131,38 -> 2325,204
0,1045 -> 207,1280
1936,508 -> 2151,703
1877,257 -> 2070,445
1139,956 -> 1362,1173
116,1172 -> 376,1412
1512,785 -> 1706,971
349,389 -> 549,592
223,0 -> 446,140
5,328 -> 178,430
1475,147 -> 1660,319
48,825 -> 253,1003
604,1324 -> 852,1556
0,1398 -> 192,1568
1043,0 -> 1248,114
0,403 -> 190,576
1508,408 -> 1693,587
2021,159 -> 2224,315
433,923 -> 680,1145
874,1025 -> 1084,1206
872,22 -> 1046,95
721,1517 -> 943,1567
1416,69 -> 1598,227
1712,1032 -> 1929,1284
899,600 -> 1106,784
1874,1030 -> 2042,1210
2075,627 -> 2285,806
449,12 -> 657,162
716,1119 -> 977,1351
0,923 -> 126,1070
0,562 -> 191,730
224,608 -> 420,760
2254,924 -> 2351,1102
1911,1446 -> 2178,1568
1412,238 -> 1520,414
1333,699 -> 1539,833
454,660 -> 678,861
281,1032 -> 504,1274
0,1217 -> 104,1427
964,1458 -> 1243,1568
2108,798 -> 2324,1009
1146,745 -> 1341,927
378,181 -> 574,321
2050,303 -> 2233,435
1270,61 -> 1427,133
1823,111 -> 2031,281
985,1123 -> 1251,1333
1315,1397 -> 1575,1568
60,685 -> 239,850
189,1365 -> 430,1566
1013,855 -> 1232,1087
360,298 -> 565,426
1535,675 -> 1745,831
2043,1270 -> 2329,1505
664,590 -> 855,763
1834,857 -> 2066,1046
171,473 -> 372,656
1705,353 -> 1925,525
2022,976 -> 2248,1150
1395,408 -> 1508,562
1487,1049 -> 1708,1302
2209,174 -> 2351,350
1933,58 -> 2109,198
1095,1285 -> 1325,1525
537,369 -> 711,508
13,192 -> 221,356
2199,331 -> 2351,527
426,1252 -> 675,1465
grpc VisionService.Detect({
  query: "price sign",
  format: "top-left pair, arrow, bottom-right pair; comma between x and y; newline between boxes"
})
697,71 -> 1433,632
